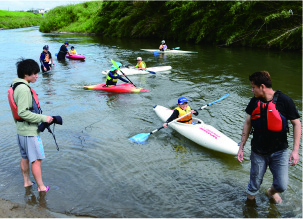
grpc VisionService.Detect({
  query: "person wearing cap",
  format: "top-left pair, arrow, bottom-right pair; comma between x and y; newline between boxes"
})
105,62 -> 129,87
163,97 -> 199,127
57,42 -> 70,61
39,45 -> 54,72
135,57 -> 146,70
159,40 -> 167,51
70,46 -> 77,55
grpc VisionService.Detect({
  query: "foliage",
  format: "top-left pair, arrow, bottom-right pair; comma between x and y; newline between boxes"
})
39,1 -> 302,50
0,10 -> 43,29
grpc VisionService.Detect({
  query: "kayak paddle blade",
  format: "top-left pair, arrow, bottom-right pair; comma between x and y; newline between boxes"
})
129,133 -> 150,144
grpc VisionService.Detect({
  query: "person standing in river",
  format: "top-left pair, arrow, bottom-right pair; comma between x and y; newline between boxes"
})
237,71 -> 301,204
39,45 -> 54,72
8,59 -> 53,192
57,42 -> 70,61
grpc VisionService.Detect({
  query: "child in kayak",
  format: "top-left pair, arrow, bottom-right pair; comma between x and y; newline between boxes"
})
70,46 -> 77,55
105,62 -> 129,86
163,97 -> 198,127
135,57 -> 146,70
159,40 -> 168,51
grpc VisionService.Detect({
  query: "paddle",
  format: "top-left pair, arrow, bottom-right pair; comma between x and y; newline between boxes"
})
171,47 -> 180,50
141,69 -> 156,74
129,94 -> 230,144
111,59 -> 136,87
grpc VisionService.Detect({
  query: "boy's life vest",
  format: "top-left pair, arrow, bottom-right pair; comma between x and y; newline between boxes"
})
106,71 -> 118,86
8,82 -> 42,122
41,51 -> 50,63
175,106 -> 192,124
70,49 -> 77,55
251,91 -> 288,132
136,61 -> 146,69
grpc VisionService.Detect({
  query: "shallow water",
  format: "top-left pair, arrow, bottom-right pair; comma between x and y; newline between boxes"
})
0,26 -> 302,217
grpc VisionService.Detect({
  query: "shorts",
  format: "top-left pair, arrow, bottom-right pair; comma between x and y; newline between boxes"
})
17,135 -> 45,163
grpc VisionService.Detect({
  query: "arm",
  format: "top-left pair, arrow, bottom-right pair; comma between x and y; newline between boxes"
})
237,114 -> 252,162
39,53 -> 47,71
163,110 -> 179,127
119,76 -> 129,83
289,119 -> 301,166
15,86 -> 47,123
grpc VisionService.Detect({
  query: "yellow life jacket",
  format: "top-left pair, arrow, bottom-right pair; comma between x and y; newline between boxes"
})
106,72 -> 118,86
175,106 -> 192,124
70,49 -> 77,55
136,61 -> 146,69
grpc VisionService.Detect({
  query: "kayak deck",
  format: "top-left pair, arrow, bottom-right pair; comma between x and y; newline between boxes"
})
153,105 -> 239,155
83,83 -> 148,93
101,66 -> 172,75
66,54 -> 86,60
141,49 -> 198,54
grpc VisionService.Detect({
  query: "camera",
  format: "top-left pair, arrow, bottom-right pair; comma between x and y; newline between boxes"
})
38,116 -> 63,132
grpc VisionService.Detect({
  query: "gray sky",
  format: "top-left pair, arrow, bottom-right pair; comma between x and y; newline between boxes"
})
0,0 -> 95,11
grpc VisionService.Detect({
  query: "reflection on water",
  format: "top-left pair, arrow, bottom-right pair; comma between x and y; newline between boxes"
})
0,27 -> 301,218
24,186 -> 47,208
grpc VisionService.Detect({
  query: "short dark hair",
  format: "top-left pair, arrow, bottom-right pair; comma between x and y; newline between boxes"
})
249,71 -> 272,88
16,58 -> 40,79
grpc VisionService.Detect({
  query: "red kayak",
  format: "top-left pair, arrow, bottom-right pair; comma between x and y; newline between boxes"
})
83,83 -> 148,93
66,54 -> 85,60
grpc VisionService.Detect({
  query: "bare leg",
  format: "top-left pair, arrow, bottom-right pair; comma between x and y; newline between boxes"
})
20,158 -> 34,187
31,159 -> 47,192
266,186 -> 282,204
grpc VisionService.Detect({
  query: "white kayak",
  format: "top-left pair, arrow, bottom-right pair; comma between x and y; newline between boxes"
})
141,49 -> 198,54
153,105 -> 239,155
101,66 -> 172,75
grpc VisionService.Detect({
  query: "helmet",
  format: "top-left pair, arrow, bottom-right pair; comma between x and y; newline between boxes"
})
65,42 -> 69,45
137,57 -> 142,61
161,40 -> 165,44
43,45 -> 49,50
110,62 -> 122,71
71,46 -> 74,49
178,96 -> 188,104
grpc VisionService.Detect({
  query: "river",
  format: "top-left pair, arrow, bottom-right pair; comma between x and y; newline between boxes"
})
0,26 -> 301,218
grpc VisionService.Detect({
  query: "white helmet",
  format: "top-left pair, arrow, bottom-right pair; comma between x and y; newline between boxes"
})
161,40 -> 165,44
137,57 -> 142,61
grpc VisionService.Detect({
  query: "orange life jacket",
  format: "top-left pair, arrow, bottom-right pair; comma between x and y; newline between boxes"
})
8,82 -> 42,121
175,106 -> 192,124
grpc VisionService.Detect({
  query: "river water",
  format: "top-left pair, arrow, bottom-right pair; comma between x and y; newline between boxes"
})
0,26 -> 301,218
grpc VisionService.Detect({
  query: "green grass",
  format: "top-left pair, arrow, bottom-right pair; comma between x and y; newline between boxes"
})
0,10 -> 43,29
0,10 -> 40,17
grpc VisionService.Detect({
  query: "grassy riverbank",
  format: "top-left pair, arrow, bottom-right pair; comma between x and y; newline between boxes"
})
39,1 -> 302,50
0,10 -> 43,29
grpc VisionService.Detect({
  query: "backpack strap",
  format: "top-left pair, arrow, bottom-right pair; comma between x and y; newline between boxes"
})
272,90 -> 280,104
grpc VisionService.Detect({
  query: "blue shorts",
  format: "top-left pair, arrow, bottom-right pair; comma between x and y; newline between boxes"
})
247,149 -> 289,196
17,135 -> 45,163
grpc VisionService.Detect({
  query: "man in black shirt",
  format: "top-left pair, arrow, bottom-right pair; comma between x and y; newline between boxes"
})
237,71 -> 301,204
57,42 -> 70,61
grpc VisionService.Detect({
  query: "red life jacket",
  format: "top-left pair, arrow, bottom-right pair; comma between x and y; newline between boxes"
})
251,91 -> 288,132
8,82 -> 42,121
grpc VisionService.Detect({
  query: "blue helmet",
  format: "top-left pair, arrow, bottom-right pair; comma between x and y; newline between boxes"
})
178,96 -> 188,104
110,62 -> 122,71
